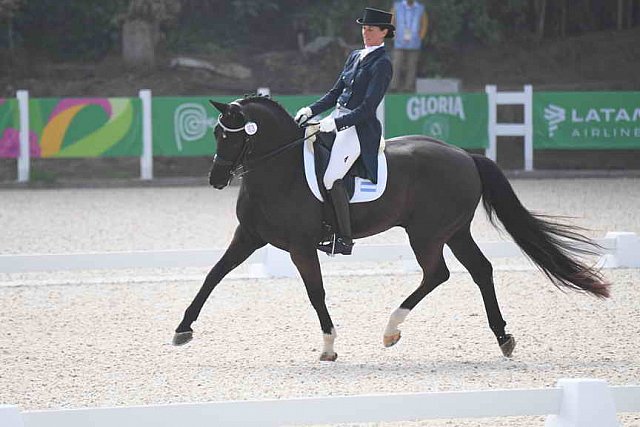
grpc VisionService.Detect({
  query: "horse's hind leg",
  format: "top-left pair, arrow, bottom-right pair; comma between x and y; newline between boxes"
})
173,226 -> 265,346
383,238 -> 450,348
447,224 -> 515,357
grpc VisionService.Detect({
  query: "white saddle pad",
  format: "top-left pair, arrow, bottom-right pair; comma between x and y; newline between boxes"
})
303,138 -> 388,203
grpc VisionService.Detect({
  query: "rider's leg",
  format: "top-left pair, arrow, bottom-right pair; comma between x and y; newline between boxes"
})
319,127 -> 360,255
323,126 -> 360,190
326,179 -> 353,252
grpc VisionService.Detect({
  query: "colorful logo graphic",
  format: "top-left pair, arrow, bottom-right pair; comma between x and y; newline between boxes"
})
0,128 -> 40,158
39,98 -> 136,157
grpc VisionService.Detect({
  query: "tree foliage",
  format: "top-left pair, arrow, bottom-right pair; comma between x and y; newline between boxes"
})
1,0 -> 638,61
0,0 -> 23,18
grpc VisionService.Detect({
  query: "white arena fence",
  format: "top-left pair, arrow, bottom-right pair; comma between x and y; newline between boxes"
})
1,379 -> 639,427
0,231 -> 638,278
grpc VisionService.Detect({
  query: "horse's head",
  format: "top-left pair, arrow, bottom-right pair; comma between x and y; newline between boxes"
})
208,97 -> 299,189
208,99 -> 257,189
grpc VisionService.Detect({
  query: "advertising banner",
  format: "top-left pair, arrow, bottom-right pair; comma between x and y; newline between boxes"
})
152,95 -> 319,156
153,96 -> 232,157
0,98 -> 22,158
534,92 -> 640,149
384,93 -> 488,149
27,98 -> 142,158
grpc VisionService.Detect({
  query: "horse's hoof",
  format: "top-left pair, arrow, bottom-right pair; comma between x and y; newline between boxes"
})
499,334 -> 516,357
319,352 -> 338,362
383,332 -> 401,348
172,331 -> 193,346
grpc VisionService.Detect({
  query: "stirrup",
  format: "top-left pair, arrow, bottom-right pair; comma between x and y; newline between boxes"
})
317,236 -> 353,256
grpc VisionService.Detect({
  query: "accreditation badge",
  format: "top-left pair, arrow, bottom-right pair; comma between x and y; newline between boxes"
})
403,28 -> 412,41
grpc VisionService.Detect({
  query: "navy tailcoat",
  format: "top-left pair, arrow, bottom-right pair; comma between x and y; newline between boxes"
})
309,47 -> 393,183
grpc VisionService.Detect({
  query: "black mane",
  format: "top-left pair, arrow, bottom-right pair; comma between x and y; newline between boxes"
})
239,96 -> 295,124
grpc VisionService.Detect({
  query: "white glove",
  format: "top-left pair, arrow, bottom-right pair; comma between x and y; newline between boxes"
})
294,106 -> 312,125
304,123 -> 320,143
319,116 -> 336,132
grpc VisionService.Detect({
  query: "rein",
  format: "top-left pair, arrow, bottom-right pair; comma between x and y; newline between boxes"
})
215,114 -> 319,178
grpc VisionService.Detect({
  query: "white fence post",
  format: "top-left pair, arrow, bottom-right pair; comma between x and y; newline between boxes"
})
139,89 -> 153,180
17,90 -> 30,183
485,85 -> 497,161
0,405 -> 24,427
545,379 -> 619,427
524,84 -> 533,171
261,245 -> 298,278
485,85 -> 534,170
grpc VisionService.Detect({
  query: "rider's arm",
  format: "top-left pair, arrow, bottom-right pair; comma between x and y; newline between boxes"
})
334,58 -> 392,130
309,77 -> 345,117
309,51 -> 358,116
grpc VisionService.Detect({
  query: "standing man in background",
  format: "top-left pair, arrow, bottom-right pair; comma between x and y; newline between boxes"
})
390,0 -> 428,92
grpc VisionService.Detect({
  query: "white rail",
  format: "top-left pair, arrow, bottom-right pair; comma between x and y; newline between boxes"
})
1,379 -> 638,427
0,232 -> 638,278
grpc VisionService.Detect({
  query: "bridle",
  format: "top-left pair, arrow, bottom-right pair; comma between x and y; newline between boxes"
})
213,112 -> 255,176
213,111 -> 319,178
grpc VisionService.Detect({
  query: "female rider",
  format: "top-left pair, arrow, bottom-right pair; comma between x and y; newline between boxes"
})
295,7 -> 395,255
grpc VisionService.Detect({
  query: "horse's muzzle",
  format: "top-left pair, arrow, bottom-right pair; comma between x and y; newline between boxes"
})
209,161 -> 232,189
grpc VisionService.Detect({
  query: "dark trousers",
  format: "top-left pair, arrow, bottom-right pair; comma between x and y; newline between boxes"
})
391,49 -> 420,92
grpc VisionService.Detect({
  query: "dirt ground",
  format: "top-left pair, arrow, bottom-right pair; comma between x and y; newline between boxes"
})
0,179 -> 639,426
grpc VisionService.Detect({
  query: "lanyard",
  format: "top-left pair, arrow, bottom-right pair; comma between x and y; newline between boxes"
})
401,4 -> 419,32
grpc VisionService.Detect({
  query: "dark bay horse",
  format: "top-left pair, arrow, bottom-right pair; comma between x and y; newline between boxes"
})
172,96 -> 609,361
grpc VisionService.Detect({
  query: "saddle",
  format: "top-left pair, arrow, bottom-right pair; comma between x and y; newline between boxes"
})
303,132 -> 388,204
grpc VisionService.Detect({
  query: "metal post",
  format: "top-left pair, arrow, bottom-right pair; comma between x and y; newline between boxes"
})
139,89 -> 153,180
17,90 -> 30,183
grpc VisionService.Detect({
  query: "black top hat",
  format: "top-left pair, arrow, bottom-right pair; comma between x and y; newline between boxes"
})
356,7 -> 395,38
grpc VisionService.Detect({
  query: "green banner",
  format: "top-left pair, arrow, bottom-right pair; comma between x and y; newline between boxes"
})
153,96 -> 233,156
28,98 -> 142,158
384,93 -> 488,149
152,95 -> 319,156
534,92 -> 640,149
0,98 -> 21,158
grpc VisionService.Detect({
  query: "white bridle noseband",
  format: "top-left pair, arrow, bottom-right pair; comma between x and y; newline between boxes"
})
217,114 -> 245,133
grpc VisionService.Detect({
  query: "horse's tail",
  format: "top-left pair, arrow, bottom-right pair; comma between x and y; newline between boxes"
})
470,154 -> 610,298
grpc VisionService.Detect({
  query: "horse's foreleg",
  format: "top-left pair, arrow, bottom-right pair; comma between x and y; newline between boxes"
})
173,226 -> 265,346
384,238 -> 449,348
289,246 -> 337,361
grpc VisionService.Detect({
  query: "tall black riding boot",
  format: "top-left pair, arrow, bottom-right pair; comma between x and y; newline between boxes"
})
317,179 -> 354,255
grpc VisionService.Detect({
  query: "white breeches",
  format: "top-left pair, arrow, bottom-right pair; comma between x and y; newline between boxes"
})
323,107 -> 361,190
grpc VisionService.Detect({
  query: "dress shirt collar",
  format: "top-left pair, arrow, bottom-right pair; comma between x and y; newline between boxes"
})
359,43 -> 384,60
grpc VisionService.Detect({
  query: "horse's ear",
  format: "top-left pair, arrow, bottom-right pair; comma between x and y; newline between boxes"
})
209,100 -> 228,114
